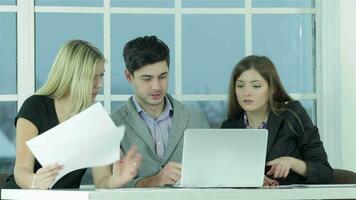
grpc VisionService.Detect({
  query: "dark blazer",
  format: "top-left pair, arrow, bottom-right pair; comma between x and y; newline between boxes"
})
221,101 -> 333,185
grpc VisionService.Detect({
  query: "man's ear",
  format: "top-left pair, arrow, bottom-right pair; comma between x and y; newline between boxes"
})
125,69 -> 133,83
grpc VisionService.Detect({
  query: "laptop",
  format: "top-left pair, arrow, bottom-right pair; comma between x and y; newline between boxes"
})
178,129 -> 268,188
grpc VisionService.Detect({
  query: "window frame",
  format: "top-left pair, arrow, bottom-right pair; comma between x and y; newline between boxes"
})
0,0 -> 341,168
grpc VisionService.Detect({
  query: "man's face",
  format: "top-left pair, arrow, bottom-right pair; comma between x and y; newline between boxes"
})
126,60 -> 169,109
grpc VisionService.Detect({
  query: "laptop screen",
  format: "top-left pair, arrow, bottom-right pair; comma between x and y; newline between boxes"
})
179,129 -> 268,187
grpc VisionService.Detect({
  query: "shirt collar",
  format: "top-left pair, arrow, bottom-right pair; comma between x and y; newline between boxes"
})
243,112 -> 268,129
132,95 -> 173,119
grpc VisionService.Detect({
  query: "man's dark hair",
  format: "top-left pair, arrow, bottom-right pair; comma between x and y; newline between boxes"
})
123,35 -> 170,75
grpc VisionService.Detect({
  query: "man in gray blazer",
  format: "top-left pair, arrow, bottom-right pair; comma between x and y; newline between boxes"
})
111,35 -> 210,187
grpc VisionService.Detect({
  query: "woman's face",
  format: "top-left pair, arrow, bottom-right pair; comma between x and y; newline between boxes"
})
235,68 -> 269,114
92,61 -> 105,101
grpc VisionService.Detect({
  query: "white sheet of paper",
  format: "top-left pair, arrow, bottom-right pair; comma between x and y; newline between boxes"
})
26,102 -> 124,187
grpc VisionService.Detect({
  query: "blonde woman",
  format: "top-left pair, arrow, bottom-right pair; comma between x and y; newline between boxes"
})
4,40 -> 141,189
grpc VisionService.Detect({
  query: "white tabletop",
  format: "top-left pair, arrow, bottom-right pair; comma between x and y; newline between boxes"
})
2,185 -> 356,200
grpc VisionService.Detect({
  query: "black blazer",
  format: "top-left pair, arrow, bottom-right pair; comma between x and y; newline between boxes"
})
221,101 -> 333,185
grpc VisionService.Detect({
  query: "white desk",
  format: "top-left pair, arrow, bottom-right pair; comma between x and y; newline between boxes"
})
2,185 -> 356,200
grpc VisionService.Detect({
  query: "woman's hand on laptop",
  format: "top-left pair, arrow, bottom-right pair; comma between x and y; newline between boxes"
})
263,175 -> 279,186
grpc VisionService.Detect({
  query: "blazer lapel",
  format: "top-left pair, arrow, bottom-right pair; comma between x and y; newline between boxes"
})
124,99 -> 157,158
162,96 -> 188,163
232,115 -> 245,128
266,112 -> 283,158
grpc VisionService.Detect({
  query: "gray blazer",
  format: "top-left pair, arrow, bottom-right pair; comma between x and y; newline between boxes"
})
111,94 -> 210,187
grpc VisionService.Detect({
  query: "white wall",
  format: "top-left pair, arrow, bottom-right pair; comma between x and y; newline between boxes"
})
340,0 -> 356,171
319,0 -> 342,168
320,0 -> 356,171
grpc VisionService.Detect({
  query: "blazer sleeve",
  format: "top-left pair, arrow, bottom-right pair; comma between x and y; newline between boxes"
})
198,111 -> 210,128
291,102 -> 333,183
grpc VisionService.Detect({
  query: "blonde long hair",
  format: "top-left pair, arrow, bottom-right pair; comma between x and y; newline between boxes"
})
37,40 -> 105,117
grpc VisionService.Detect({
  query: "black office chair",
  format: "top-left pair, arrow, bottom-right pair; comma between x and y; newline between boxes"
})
332,169 -> 356,200
333,169 -> 356,184
0,173 -> 10,188
0,173 -> 10,200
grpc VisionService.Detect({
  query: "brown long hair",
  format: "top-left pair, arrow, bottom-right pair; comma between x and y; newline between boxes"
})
227,55 -> 293,119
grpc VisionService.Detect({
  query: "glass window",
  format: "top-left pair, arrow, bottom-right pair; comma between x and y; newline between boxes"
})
80,168 -> 93,185
252,14 -> 315,94
111,101 -> 125,112
35,0 -> 102,7
252,0 -> 315,8
35,13 -> 103,90
182,0 -> 244,8
184,101 -> 227,128
0,0 -> 16,5
111,14 -> 175,94
182,14 -> 245,94
0,102 -> 17,173
0,13 -> 17,94
111,0 -> 174,8
184,100 -> 315,129
299,99 -> 316,125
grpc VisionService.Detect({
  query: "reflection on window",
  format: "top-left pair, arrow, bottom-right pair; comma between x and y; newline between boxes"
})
0,0 -> 16,5
252,0 -> 315,8
184,101 -> 227,128
110,14 -> 175,94
299,99 -> 316,124
0,102 -> 17,173
111,101 -> 125,112
182,0 -> 244,8
182,14 -> 245,94
35,0 -> 102,7
252,14 -> 315,93
0,13 -> 17,94
35,13 -> 103,90
111,0 -> 174,8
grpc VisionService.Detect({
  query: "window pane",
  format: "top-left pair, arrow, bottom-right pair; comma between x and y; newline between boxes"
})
80,167 -> 93,185
183,100 -> 315,129
35,13 -> 103,90
0,0 -> 16,5
184,101 -> 227,128
0,102 -> 17,173
111,101 -> 125,112
0,13 -> 17,94
35,0 -> 102,7
182,15 -> 245,94
111,14 -> 175,94
252,0 -> 315,8
299,99 -> 316,125
111,0 -> 174,8
252,14 -> 315,93
183,0 -> 244,8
